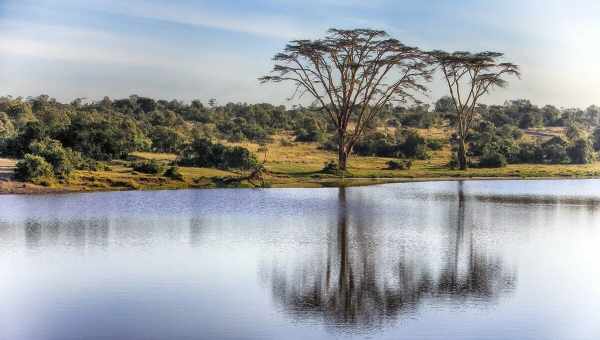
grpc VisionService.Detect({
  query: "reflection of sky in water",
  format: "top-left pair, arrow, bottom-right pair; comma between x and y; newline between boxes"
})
0,180 -> 599,339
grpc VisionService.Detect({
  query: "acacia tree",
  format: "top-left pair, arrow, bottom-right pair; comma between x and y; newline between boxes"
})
260,29 -> 432,171
430,51 -> 520,170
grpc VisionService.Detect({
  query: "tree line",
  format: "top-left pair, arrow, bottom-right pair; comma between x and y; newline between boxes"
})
1,92 -> 599,183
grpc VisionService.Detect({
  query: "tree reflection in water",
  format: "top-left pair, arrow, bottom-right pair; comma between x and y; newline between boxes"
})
265,184 -> 516,331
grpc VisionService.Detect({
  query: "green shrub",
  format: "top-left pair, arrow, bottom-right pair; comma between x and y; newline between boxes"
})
132,160 -> 163,174
567,138 -> 594,164
399,130 -> 429,159
479,150 -> 507,168
517,143 -> 544,163
352,129 -> 430,159
426,139 -> 444,151
541,137 -> 570,164
77,159 -> 111,171
321,160 -> 339,174
15,154 -> 54,182
294,118 -> 323,142
29,138 -> 76,178
413,144 -> 431,160
592,127 -> 600,151
387,159 -> 412,170
319,137 -> 338,151
164,166 -> 184,180
179,138 -> 257,170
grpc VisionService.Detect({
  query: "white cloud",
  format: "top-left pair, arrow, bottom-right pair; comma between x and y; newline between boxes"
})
50,0 -> 319,39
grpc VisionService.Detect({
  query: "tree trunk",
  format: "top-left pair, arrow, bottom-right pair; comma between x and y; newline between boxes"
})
338,146 -> 348,171
457,137 -> 467,170
337,132 -> 348,171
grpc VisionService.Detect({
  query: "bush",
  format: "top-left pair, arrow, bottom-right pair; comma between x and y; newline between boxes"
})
223,146 -> 256,170
321,160 -> 339,174
592,127 -> 600,151
164,166 -> 184,180
149,126 -> 186,153
517,143 -> 544,163
354,132 -> 397,157
132,160 -> 163,174
387,159 -> 412,170
179,138 -> 257,170
479,150 -> 507,168
567,138 -> 594,164
29,138 -> 76,179
294,118 -> 323,142
295,128 -> 322,142
15,154 -> 54,182
413,144 -> 431,160
541,137 -> 570,164
426,139 -> 444,151
77,158 -> 111,171
319,137 -> 338,151
352,129 -> 430,159
399,129 -> 429,159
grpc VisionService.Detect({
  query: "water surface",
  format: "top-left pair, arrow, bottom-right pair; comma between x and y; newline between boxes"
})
1,180 -> 599,339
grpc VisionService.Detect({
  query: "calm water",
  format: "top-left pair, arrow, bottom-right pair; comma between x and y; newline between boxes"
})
1,180 -> 600,340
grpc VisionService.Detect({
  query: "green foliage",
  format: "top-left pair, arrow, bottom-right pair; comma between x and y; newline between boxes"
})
567,138 -> 594,164
164,166 -> 184,180
566,123 -> 585,141
0,112 -> 15,137
517,143 -> 544,163
479,150 -> 507,168
294,117 -> 323,142
426,139 -> 444,151
78,159 -> 110,171
62,113 -> 151,160
132,160 -> 163,174
541,137 -> 571,164
398,129 -> 430,159
321,160 -> 339,174
593,127 -> 600,151
179,138 -> 256,170
149,126 -> 186,153
15,154 -> 54,183
387,159 -> 412,170
29,138 -> 77,179
3,94 -> 600,175
352,129 -> 430,159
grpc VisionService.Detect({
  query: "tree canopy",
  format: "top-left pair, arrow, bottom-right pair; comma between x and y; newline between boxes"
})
260,28 -> 433,170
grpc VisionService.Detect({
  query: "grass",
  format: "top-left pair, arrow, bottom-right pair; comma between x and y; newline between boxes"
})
129,152 -> 178,161
231,135 -> 600,182
4,128 -> 600,194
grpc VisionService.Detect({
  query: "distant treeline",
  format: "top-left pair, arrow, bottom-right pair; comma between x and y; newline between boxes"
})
1,95 -> 599,182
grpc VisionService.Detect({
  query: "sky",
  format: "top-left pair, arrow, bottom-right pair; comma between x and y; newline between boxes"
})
0,0 -> 598,108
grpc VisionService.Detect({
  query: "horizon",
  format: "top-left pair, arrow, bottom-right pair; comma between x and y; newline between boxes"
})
1,0 -> 599,108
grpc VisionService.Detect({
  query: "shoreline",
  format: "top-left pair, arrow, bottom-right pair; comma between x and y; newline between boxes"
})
2,175 -> 600,196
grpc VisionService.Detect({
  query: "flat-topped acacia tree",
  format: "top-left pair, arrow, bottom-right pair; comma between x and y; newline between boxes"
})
260,29 -> 432,171
430,51 -> 520,170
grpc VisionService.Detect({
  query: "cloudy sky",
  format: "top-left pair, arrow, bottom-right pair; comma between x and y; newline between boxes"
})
0,0 -> 598,108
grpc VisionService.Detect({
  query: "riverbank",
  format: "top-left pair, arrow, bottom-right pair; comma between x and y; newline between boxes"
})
3,148 -> 600,195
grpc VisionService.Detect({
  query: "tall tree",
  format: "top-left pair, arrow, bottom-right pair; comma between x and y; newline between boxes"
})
430,51 -> 519,170
260,29 -> 432,171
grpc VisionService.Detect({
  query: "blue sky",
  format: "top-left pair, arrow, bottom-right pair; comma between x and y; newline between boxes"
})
0,0 -> 598,108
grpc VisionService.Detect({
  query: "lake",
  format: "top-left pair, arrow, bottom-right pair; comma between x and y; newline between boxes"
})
1,180 -> 599,340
